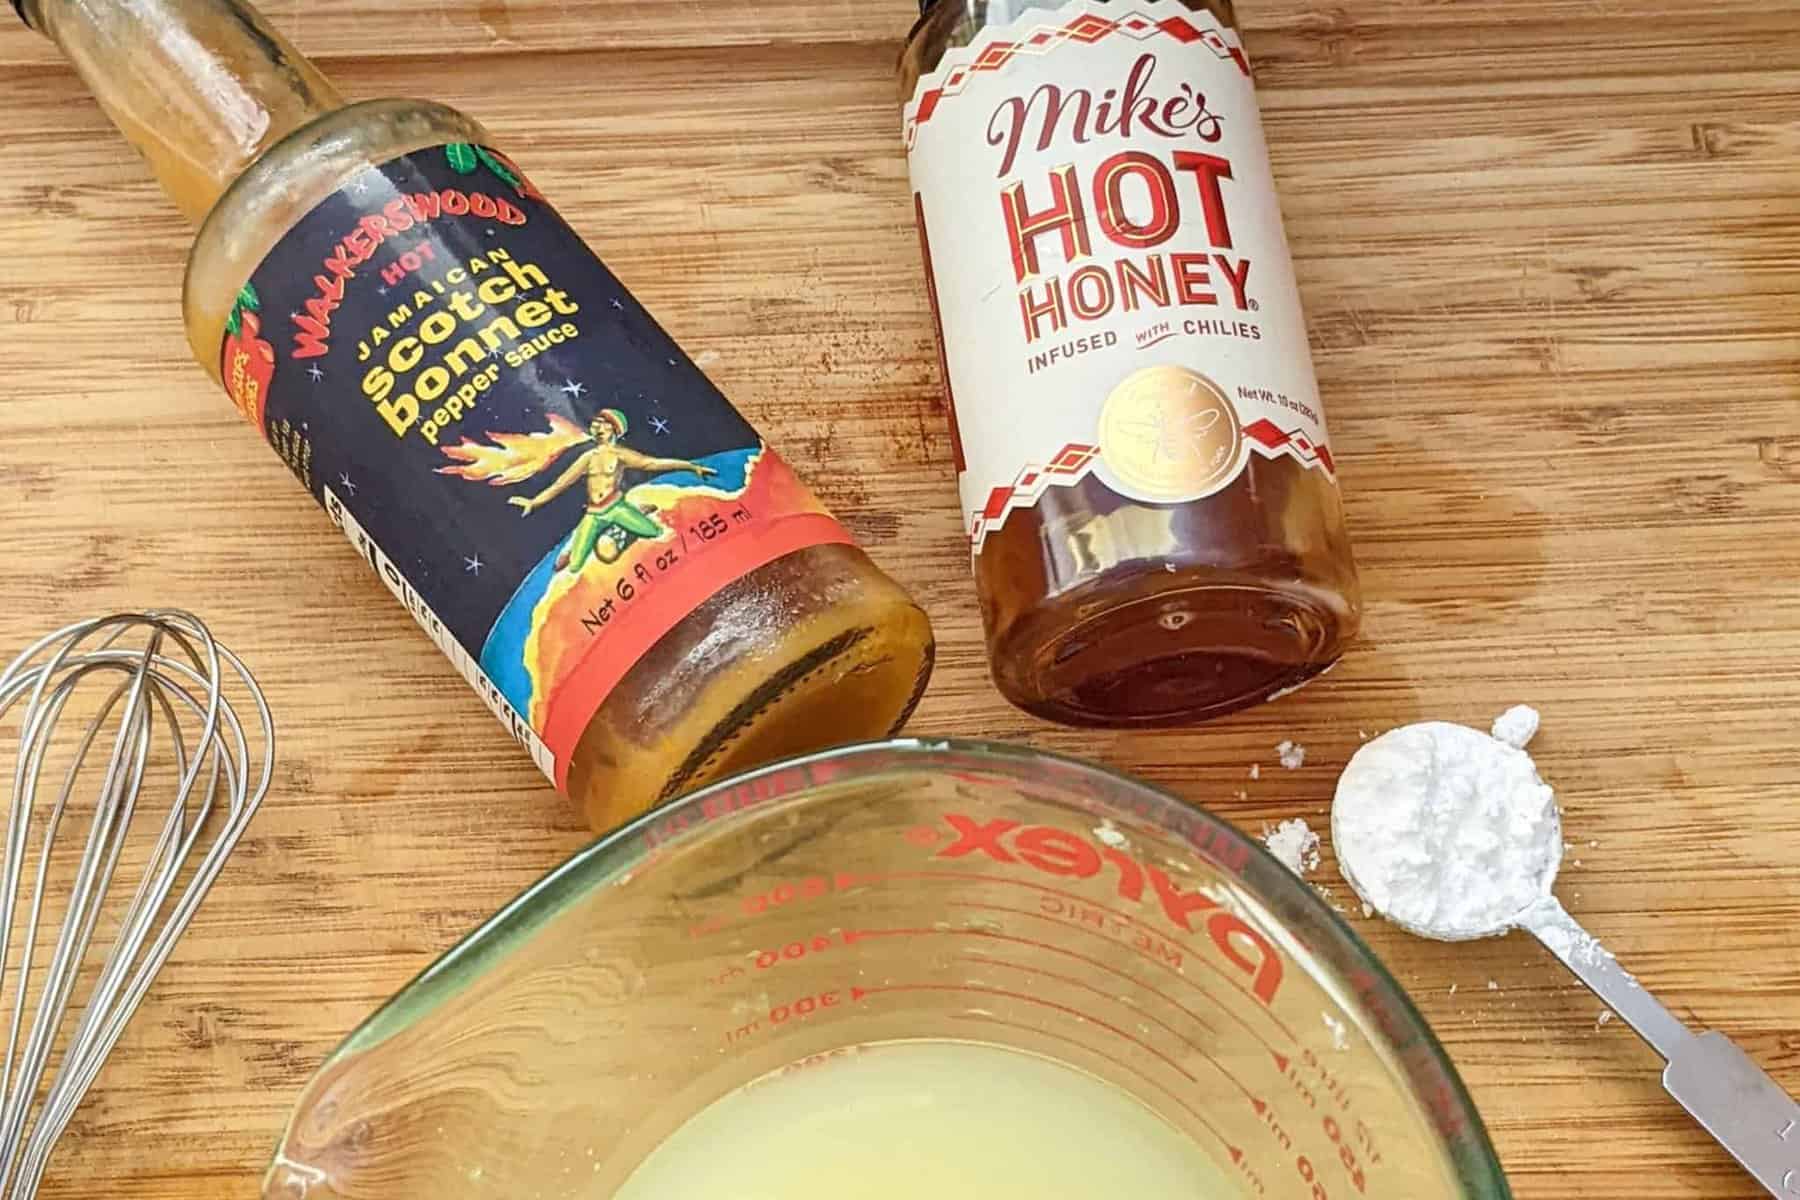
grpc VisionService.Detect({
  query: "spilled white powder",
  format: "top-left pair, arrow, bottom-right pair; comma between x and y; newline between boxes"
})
1276,741 -> 1307,770
1264,819 -> 1321,876
1332,721 -> 1560,941
1520,895 -> 1618,972
1490,704 -> 1541,749
1249,763 -> 1262,781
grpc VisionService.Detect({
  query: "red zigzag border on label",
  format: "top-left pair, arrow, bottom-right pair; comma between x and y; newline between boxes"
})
968,425 -> 1335,551
969,442 -> 1100,548
905,8 -> 1251,149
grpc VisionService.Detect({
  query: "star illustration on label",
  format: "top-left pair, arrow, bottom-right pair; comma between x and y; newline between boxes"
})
307,364 -> 325,382
348,176 -> 369,195
464,554 -> 484,576
338,473 -> 358,496
377,285 -> 389,296
610,298 -> 624,311
650,416 -> 671,435
561,380 -> 588,399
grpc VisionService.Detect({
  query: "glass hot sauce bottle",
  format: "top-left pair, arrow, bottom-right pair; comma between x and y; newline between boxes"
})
902,0 -> 1361,725
20,0 -> 935,832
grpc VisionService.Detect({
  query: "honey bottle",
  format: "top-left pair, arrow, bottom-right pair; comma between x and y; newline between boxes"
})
20,0 -> 935,831
902,0 -> 1360,725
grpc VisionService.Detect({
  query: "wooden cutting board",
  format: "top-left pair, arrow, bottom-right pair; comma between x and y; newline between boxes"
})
2,1 -> 1798,1196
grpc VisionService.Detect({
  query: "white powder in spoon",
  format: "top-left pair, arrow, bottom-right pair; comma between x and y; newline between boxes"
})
1332,721 -> 1561,941
1490,704 -> 1541,749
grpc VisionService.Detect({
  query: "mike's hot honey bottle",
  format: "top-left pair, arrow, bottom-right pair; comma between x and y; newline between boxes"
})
20,0 -> 935,830
903,0 -> 1361,725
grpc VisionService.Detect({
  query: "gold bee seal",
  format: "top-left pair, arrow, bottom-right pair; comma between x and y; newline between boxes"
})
1098,365 -> 1243,500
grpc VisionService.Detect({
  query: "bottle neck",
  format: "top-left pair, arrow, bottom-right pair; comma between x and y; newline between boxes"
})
23,0 -> 342,224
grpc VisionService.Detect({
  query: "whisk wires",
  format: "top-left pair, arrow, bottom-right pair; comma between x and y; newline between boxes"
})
0,612 -> 273,1199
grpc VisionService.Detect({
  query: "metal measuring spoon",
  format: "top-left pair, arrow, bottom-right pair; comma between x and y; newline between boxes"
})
1334,724 -> 1800,1198
1517,893 -> 1800,1198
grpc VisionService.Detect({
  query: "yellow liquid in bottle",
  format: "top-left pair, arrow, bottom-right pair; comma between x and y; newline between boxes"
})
616,1040 -> 1232,1197
24,2 -> 935,834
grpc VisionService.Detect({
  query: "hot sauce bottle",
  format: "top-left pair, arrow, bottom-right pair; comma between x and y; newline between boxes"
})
20,0 -> 935,831
902,0 -> 1361,725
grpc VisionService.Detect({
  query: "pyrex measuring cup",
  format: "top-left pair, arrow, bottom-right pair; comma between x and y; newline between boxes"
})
263,740 -> 1511,1198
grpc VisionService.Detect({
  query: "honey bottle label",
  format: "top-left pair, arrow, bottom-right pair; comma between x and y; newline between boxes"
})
905,1 -> 1338,551
219,144 -> 851,790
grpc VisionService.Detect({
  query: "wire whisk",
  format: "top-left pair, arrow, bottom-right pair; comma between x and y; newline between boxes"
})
0,612 -> 273,1198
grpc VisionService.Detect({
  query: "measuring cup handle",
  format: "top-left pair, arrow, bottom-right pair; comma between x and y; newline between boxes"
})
1664,1031 -> 1800,1198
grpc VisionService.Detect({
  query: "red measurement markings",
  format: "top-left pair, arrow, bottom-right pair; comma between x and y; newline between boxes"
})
953,952 -> 1256,1103
1353,1116 -> 1384,1170
1271,1050 -> 1321,1111
707,963 -> 748,987
760,1046 -> 858,1085
1293,1046 -> 1384,1179
949,1009 -> 1251,1187
1292,1151 -> 1332,1200
871,870 -> 1295,1040
1033,893 -> 1186,965
1226,1143 -> 1270,1197
770,989 -> 841,1025
690,914 -> 732,939
850,925 -> 1216,1037
720,987 -> 844,1047
688,871 -> 866,939
941,895 -> 1296,1049
1252,1095 -> 1296,1152
1346,967 -> 1465,1146
1249,1094 -> 1359,1195
1301,1046 -> 1359,1120
884,868 -> 1166,943
1322,1114 -> 1370,1194
689,865 -> 1285,1033
752,931 -> 848,971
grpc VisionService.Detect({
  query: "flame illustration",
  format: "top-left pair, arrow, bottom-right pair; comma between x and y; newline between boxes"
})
436,412 -> 592,485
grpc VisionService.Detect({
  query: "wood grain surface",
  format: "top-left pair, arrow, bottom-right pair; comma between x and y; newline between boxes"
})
3,0 -> 1799,1196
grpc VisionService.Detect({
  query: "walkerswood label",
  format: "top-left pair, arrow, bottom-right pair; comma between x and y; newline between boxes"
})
906,1 -> 1338,551
221,143 -> 849,788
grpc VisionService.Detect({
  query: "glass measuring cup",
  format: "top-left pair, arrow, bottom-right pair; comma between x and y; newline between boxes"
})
263,740 -> 1512,1199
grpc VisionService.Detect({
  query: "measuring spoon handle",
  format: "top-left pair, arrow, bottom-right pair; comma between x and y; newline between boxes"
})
1665,1031 -> 1800,1198
1522,899 -> 1800,1198
1520,898 -> 1690,1057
